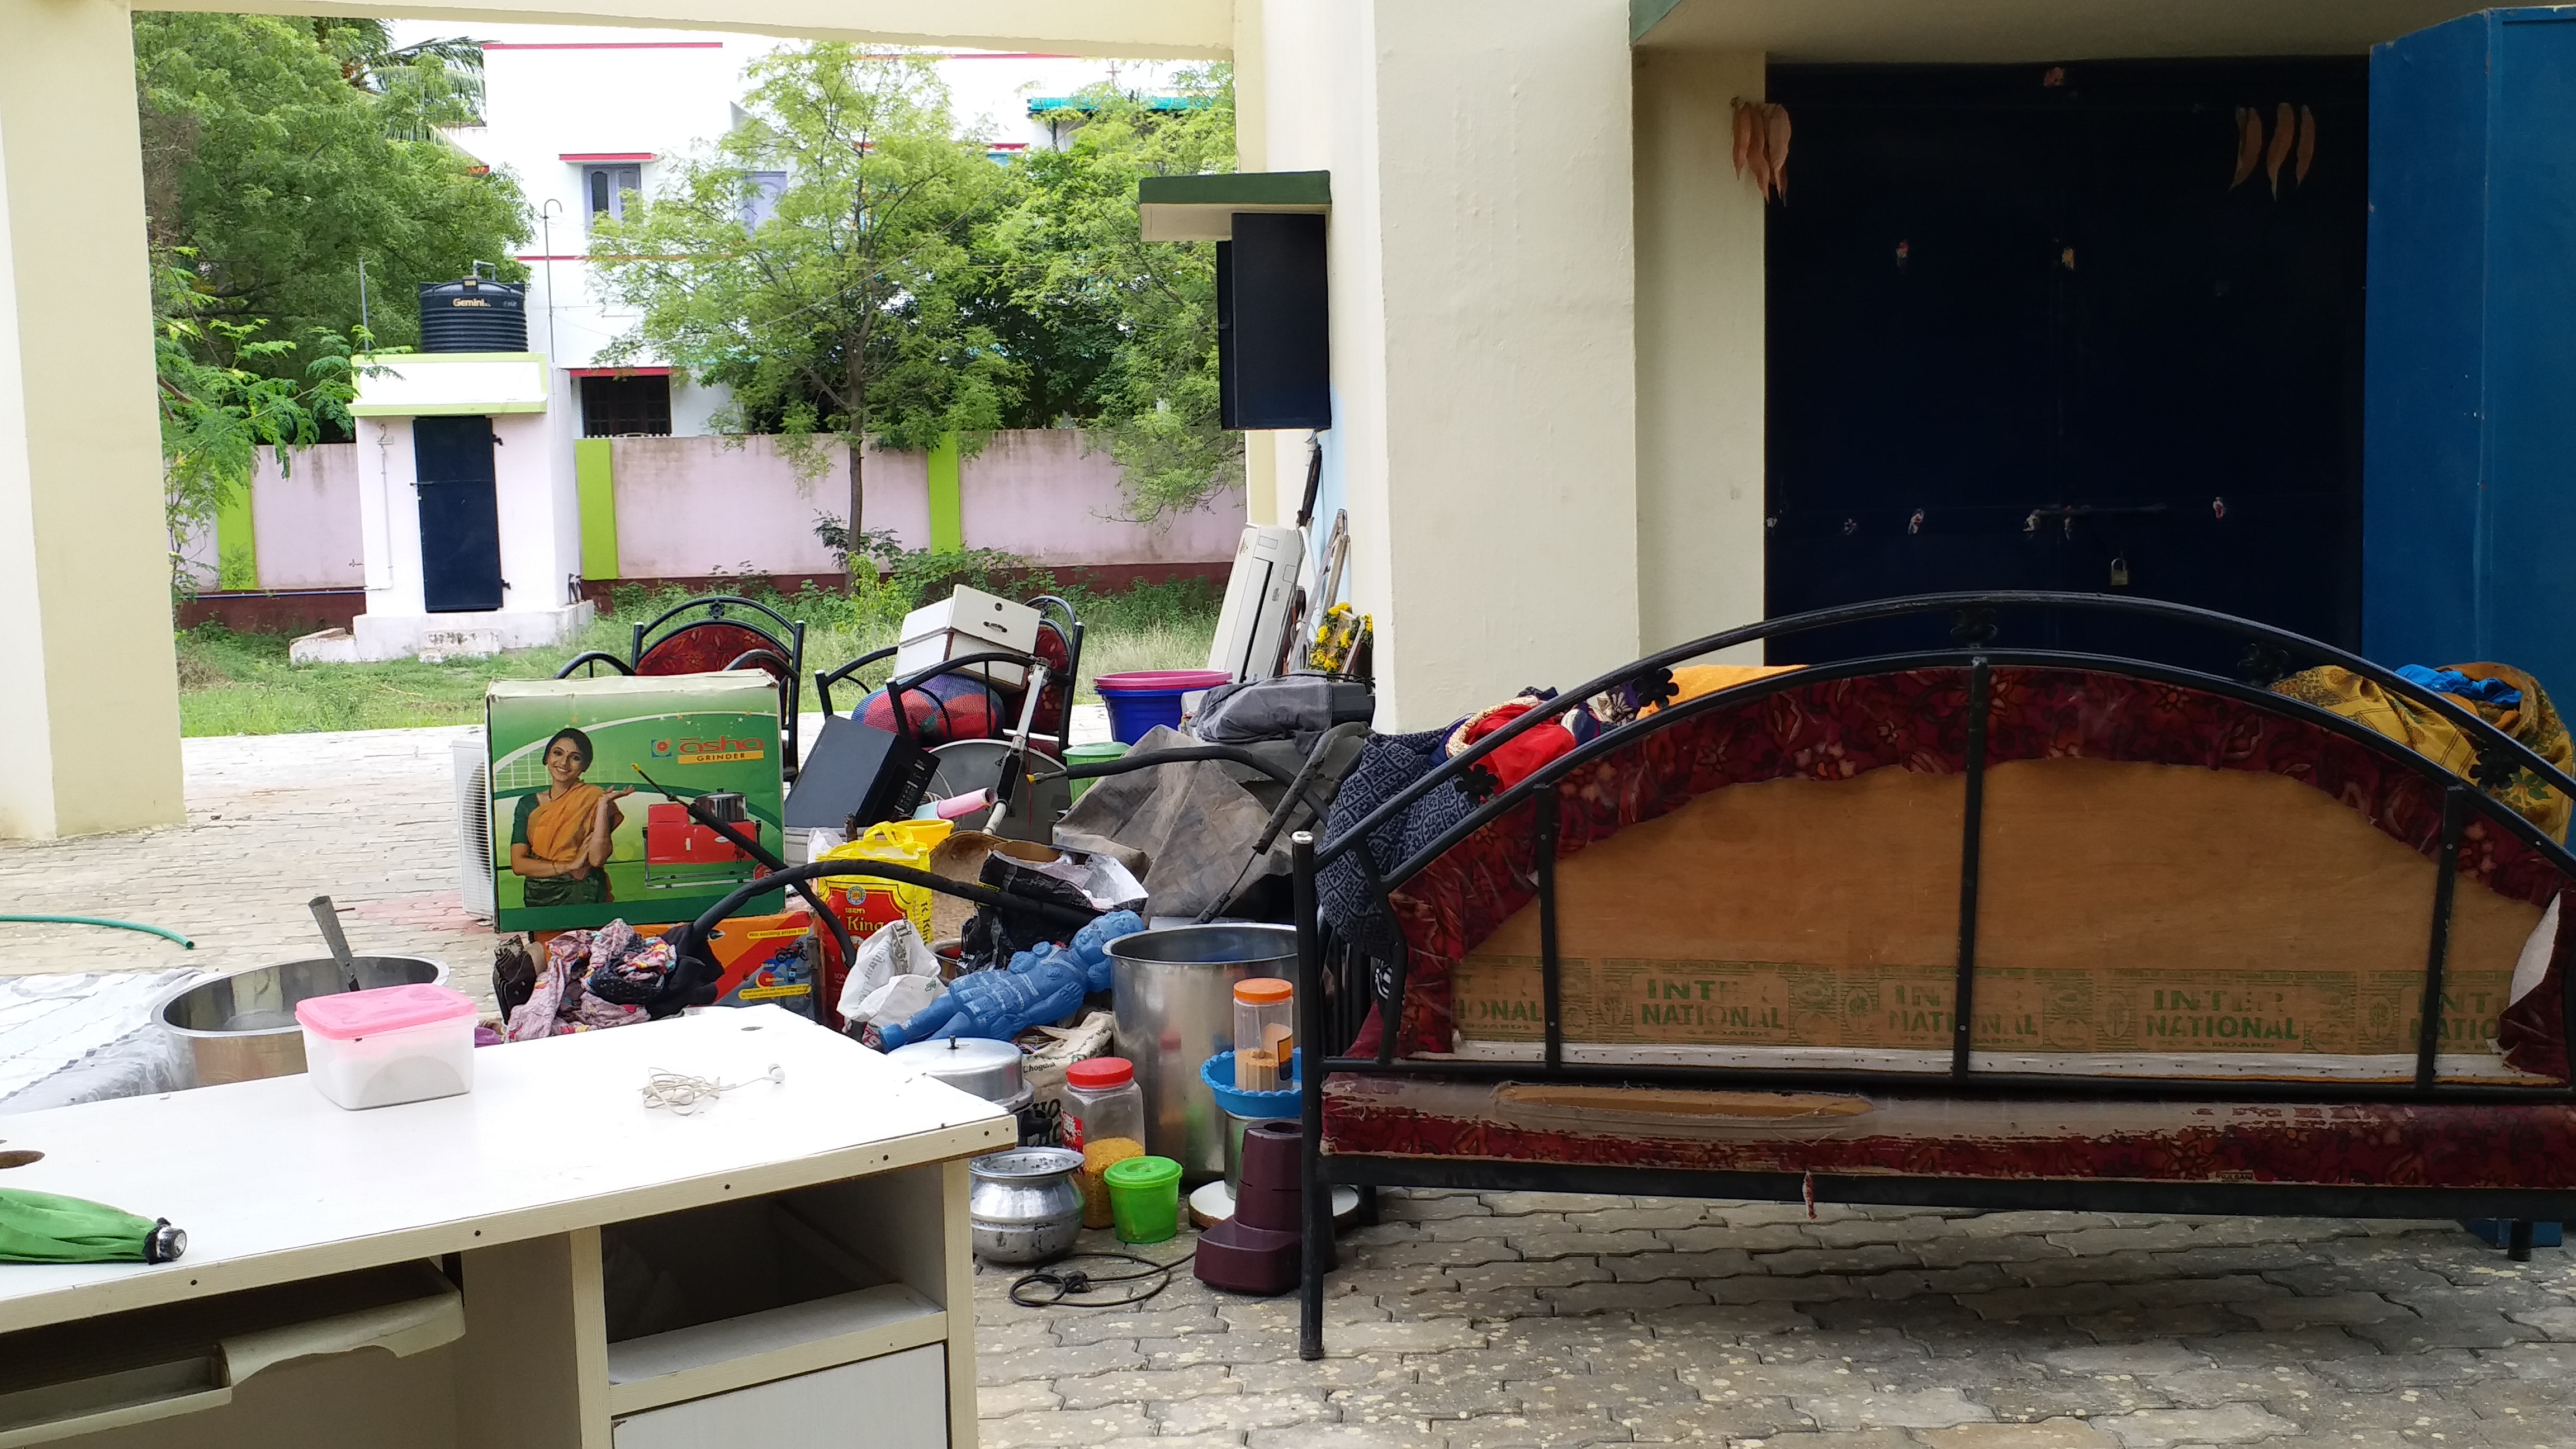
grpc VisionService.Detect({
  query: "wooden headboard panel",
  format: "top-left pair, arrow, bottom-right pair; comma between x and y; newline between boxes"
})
1454,757 -> 2544,1077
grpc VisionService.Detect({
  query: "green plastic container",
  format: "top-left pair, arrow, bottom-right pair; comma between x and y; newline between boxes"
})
1102,1154 -> 1183,1243
1064,740 -> 1128,802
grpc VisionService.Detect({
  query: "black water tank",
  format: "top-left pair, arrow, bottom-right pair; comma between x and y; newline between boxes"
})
417,272 -> 528,353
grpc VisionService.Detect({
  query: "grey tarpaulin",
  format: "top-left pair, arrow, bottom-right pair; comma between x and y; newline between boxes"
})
1054,726 -> 1362,919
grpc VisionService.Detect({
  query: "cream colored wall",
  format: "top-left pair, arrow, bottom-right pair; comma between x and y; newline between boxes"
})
150,0 -> 1231,56
0,0 -> 184,839
1633,49 -> 1768,656
1263,0 -> 1641,730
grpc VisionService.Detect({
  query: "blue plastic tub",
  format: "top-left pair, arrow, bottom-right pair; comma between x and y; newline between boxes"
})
1097,670 -> 1230,745
1201,1049 -> 1303,1119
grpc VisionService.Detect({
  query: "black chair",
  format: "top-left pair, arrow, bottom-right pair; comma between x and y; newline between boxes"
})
560,595 -> 808,775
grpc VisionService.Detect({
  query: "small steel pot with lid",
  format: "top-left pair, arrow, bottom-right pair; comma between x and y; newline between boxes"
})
966,1147 -> 1085,1264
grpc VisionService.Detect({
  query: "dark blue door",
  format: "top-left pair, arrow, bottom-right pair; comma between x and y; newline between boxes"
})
1765,61 -> 2368,671
413,415 -> 503,613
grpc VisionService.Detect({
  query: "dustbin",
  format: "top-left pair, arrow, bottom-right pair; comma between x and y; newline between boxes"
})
1107,924 -> 1298,1182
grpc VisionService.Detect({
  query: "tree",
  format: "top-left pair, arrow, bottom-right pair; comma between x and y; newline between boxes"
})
134,13 -> 529,368
989,66 -> 1239,520
588,46 -> 1022,575
136,13 -> 526,593
155,261 -> 357,593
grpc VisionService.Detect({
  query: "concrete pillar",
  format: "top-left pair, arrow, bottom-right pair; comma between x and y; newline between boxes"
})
1260,0 -> 1640,728
1634,49 -> 1767,655
0,0 -> 186,838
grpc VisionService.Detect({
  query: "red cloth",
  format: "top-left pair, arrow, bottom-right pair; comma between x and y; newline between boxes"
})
1456,701 -> 1576,791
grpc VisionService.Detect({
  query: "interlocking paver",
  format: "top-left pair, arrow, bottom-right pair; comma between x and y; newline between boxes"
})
2090,1402 -> 2300,1445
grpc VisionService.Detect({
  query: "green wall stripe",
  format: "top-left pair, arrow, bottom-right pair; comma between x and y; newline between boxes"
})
576,438 -> 621,581
926,432 -> 964,554
215,478 -> 257,590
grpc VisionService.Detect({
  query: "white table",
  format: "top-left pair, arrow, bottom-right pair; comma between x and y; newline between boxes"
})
0,1005 -> 1014,1448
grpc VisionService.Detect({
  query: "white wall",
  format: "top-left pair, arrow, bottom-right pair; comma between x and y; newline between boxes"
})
1261,0 -> 1641,730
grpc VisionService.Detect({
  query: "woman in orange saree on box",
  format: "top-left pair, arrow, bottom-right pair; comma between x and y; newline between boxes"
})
508,727 -> 632,907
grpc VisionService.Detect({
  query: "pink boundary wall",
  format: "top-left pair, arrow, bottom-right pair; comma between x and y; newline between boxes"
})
236,431 -> 1244,588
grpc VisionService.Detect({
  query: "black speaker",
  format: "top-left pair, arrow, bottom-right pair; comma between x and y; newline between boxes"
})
1218,212 -> 1330,430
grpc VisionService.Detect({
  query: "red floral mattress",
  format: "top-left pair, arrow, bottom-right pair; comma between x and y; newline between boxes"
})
1321,1075 -> 2576,1191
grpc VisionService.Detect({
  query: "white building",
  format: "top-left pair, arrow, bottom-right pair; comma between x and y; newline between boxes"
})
421,25 -> 1175,441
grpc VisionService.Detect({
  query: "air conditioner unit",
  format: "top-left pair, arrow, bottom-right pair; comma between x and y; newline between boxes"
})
1207,525 -> 1305,681
451,732 -> 496,922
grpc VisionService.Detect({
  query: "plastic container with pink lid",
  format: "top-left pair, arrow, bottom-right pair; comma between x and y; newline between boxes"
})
294,982 -> 479,1110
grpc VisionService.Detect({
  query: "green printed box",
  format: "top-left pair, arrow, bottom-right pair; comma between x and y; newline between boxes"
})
489,673 -> 784,932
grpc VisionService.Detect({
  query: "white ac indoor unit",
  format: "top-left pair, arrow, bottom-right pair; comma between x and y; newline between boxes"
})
1206,525 -> 1305,681
451,732 -> 495,921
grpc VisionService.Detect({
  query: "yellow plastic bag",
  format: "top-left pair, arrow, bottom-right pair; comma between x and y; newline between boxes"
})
818,820 -> 954,943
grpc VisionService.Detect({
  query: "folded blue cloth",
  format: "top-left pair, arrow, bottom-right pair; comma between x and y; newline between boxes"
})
2396,664 -> 2522,708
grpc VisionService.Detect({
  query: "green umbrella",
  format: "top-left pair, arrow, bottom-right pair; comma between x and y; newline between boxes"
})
0,1188 -> 186,1265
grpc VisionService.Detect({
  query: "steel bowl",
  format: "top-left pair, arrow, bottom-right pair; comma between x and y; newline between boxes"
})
967,1146 -> 1085,1265
158,955 -> 448,1087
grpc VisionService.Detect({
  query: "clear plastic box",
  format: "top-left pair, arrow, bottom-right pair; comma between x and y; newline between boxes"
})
294,983 -> 478,1110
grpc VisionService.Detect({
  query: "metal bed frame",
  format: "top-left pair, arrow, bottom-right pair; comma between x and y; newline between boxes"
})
1289,591 -> 2576,1358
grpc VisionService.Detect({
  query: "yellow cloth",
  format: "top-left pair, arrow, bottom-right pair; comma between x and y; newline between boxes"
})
522,782 -> 607,865
2272,662 -> 2573,842
1642,664 -> 1805,713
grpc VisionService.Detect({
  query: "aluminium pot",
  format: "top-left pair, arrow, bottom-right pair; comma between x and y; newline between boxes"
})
158,955 -> 449,1088
967,1147 -> 1085,1265
1107,923 -> 1298,1182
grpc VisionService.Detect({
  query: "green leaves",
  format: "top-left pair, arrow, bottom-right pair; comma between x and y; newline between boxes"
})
988,66 -> 1240,520
590,46 -> 1021,454
134,13 -> 528,362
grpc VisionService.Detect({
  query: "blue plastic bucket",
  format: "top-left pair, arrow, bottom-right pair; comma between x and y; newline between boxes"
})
1096,670 -> 1230,745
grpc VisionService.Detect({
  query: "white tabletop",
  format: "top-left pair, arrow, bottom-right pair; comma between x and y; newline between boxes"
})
0,1006 -> 1012,1332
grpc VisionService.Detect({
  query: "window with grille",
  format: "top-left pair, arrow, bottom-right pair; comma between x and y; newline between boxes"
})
580,374 -> 671,437
585,164 -> 642,228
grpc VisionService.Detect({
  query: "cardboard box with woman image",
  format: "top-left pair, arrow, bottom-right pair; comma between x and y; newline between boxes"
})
488,673 -> 786,932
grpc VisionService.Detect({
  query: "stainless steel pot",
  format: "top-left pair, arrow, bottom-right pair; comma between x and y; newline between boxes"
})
1108,923 -> 1298,1182
967,1147 -> 1085,1264
158,955 -> 448,1087
887,1036 -> 1025,1104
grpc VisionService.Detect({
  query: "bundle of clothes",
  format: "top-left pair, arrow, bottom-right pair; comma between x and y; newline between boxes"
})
495,921 -> 692,1041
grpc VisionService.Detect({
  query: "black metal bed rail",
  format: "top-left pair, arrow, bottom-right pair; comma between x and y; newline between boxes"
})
1291,593 -> 2576,1358
1312,590 -> 2576,877
1310,638 -> 2576,1106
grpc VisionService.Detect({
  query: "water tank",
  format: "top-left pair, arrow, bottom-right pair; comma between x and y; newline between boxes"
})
417,272 -> 527,353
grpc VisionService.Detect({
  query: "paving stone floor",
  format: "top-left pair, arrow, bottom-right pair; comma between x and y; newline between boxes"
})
6,728 -> 2574,1445
974,1194 -> 2576,1448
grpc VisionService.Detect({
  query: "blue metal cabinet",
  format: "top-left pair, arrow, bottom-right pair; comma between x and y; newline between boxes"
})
2366,8 -> 2576,687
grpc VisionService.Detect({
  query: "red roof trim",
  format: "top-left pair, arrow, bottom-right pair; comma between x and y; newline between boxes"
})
485,41 -> 724,50
562,152 -> 656,163
567,366 -> 674,377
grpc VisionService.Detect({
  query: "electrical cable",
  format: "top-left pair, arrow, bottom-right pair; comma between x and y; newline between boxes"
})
0,916 -> 193,949
640,1063 -> 784,1115
1006,1250 -> 1187,1310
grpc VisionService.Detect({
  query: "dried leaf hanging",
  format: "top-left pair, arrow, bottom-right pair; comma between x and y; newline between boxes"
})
1764,104 -> 1793,201
2295,104 -> 2317,183
2231,107 -> 2262,189
1745,105 -> 1775,198
1731,100 -> 1754,178
2266,101 -> 2295,195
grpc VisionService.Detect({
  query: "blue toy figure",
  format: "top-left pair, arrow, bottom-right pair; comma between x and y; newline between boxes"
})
877,911 -> 1145,1048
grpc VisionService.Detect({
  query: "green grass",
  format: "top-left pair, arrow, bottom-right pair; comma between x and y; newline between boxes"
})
175,575 -> 1221,737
